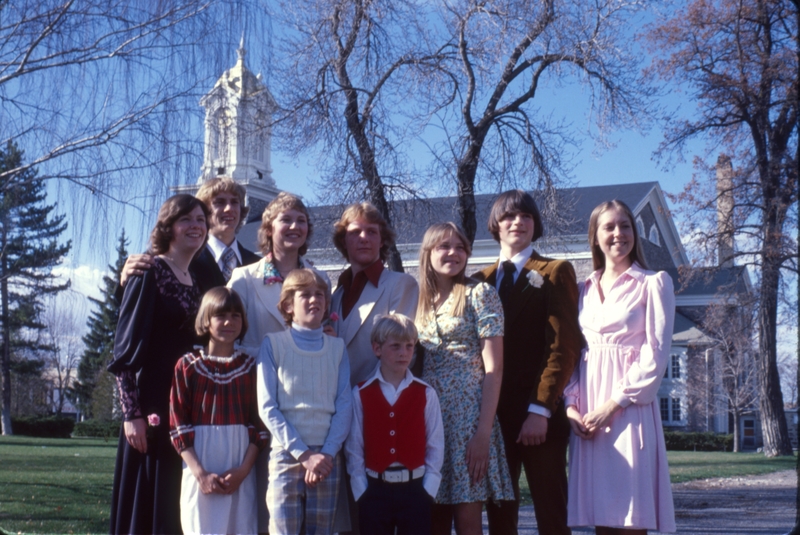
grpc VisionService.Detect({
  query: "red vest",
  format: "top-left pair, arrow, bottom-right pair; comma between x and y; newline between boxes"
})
359,380 -> 427,473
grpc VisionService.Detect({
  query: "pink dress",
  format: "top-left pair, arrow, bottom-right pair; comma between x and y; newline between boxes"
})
564,262 -> 676,532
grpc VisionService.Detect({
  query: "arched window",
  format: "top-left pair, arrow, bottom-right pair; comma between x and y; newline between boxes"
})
649,225 -> 660,246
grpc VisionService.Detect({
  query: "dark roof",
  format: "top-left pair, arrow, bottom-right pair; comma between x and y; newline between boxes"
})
287,181 -> 662,249
665,265 -> 751,296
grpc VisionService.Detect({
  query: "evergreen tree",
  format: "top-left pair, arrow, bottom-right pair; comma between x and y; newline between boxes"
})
73,231 -> 128,419
1,141 -> 71,435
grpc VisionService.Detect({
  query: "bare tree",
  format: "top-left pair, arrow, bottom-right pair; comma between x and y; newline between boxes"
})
647,0 -> 798,457
699,301 -> 760,452
268,0 -> 452,271
778,351 -> 798,408
432,0 -> 652,243
0,0 -> 256,258
39,295 -> 85,415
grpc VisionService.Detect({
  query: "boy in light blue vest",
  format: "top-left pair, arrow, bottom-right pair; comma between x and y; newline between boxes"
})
257,268 -> 353,534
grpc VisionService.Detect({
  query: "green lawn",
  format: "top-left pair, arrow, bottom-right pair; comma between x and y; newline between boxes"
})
517,450 -> 797,505
0,435 -> 117,534
0,436 -> 796,533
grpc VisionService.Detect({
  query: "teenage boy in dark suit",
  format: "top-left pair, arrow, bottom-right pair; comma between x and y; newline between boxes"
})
473,190 -> 581,535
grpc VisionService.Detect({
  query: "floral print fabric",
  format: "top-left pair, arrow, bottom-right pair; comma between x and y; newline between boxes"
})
418,281 -> 514,504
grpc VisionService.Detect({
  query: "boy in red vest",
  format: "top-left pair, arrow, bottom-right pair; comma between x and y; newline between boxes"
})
345,314 -> 444,535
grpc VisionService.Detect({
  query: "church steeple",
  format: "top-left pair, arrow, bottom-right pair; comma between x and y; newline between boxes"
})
197,39 -> 279,216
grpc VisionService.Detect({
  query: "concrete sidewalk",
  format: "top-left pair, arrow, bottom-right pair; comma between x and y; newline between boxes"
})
473,470 -> 797,534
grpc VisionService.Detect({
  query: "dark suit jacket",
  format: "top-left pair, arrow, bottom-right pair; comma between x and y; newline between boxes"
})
191,241 -> 260,292
473,250 -> 582,434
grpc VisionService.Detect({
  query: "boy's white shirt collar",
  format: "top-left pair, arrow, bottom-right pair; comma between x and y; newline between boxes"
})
207,234 -> 242,264
496,244 -> 533,286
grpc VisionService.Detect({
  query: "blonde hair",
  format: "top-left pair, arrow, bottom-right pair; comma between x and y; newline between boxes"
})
370,314 -> 418,346
588,200 -> 649,271
196,177 -> 250,230
278,268 -> 330,326
332,202 -> 396,263
195,287 -> 248,344
257,192 -> 313,256
416,222 -> 472,323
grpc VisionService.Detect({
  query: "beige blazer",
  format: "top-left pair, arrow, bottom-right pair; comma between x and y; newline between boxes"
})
228,257 -> 330,356
331,269 -> 419,386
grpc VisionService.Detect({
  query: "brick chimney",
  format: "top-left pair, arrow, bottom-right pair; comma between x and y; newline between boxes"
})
716,154 -> 734,268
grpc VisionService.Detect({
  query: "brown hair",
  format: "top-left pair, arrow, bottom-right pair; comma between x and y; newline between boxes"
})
277,268 -> 330,326
332,202 -> 396,263
487,189 -> 544,243
416,222 -> 472,323
194,286 -> 249,344
257,192 -> 313,256
149,194 -> 210,255
588,200 -> 649,271
196,177 -> 250,230
370,313 -> 418,347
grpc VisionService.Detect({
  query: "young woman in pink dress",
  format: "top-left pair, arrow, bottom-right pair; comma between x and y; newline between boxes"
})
564,200 -> 676,535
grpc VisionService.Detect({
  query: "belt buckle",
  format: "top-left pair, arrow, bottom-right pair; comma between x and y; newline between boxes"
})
383,470 -> 408,483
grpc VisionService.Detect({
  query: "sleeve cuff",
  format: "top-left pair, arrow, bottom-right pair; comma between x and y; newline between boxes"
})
564,396 -> 578,410
351,475 -> 368,501
527,403 -> 552,418
611,391 -> 632,408
423,473 -> 441,499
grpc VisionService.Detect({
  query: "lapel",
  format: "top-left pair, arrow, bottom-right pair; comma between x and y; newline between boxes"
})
504,253 -> 546,324
251,259 -> 285,327
192,246 -> 225,291
341,270 -> 388,346
236,241 -> 260,267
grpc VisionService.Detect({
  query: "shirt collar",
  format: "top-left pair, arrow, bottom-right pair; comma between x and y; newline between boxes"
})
206,234 -> 242,264
360,366 -> 423,391
338,259 -> 384,289
498,245 -> 533,274
587,261 -> 648,285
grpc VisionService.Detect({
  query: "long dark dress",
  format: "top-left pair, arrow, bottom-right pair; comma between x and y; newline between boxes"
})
108,258 -> 201,535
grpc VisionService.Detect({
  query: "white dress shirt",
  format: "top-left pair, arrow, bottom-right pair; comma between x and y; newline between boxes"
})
345,367 -> 444,500
206,234 -> 242,272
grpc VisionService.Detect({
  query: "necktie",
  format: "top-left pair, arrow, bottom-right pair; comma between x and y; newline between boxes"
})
221,246 -> 238,282
498,260 -> 515,306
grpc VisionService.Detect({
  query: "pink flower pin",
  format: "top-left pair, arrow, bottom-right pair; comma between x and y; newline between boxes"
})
329,312 -> 340,322
147,413 -> 161,427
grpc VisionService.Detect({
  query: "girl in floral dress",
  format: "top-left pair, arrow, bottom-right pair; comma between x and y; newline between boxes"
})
415,222 -> 514,535
169,287 -> 269,535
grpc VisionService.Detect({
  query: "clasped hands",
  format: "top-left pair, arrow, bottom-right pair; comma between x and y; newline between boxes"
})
567,399 -> 621,439
298,450 -> 334,488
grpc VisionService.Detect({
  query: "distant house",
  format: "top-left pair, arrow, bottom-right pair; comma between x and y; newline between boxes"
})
239,181 -> 755,440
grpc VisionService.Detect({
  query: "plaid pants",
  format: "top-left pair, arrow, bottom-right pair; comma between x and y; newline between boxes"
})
267,445 -> 341,535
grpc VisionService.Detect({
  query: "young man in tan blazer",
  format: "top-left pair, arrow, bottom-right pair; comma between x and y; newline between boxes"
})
473,190 -> 581,535
330,202 -> 419,387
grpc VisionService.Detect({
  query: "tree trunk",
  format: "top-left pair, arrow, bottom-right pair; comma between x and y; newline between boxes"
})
756,250 -> 792,456
338,54 -> 404,273
732,408 -> 740,453
1,275 -> 12,436
455,131 -> 489,245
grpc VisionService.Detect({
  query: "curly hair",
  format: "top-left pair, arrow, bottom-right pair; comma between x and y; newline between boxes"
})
149,194 -> 210,255
257,192 -> 313,256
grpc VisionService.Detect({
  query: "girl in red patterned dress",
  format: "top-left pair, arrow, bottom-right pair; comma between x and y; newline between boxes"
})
169,287 -> 269,535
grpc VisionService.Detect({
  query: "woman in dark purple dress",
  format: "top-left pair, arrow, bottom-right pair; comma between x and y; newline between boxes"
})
108,194 -> 209,535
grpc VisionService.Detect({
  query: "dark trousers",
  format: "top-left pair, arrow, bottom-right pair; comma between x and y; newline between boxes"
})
359,477 -> 432,535
487,404 -> 571,535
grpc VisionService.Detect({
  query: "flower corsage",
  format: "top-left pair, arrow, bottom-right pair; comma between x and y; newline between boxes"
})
526,270 -> 544,289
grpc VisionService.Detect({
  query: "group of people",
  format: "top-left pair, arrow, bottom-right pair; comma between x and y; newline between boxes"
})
107,176 -> 677,535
